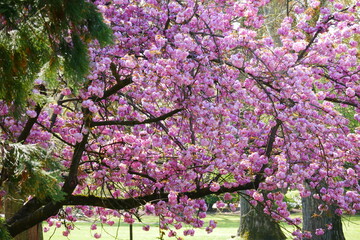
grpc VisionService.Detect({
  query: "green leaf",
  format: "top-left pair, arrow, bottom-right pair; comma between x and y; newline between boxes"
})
8,143 -> 66,201
0,218 -> 12,240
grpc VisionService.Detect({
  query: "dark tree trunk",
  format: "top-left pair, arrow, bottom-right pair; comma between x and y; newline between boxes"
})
5,182 -> 43,240
237,193 -> 286,240
302,189 -> 345,240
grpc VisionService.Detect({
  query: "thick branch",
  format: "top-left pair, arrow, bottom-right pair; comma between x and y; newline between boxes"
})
128,170 -> 157,182
6,175 -> 262,236
17,84 -> 47,142
62,108 -> 92,195
7,201 -> 62,237
65,178 -> 262,210
265,119 -> 282,158
91,77 -> 133,102
90,109 -> 184,127
61,132 -> 89,194
17,105 -> 42,143
324,97 -> 358,108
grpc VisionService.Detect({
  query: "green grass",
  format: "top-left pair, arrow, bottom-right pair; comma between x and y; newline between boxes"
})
43,213 -> 360,240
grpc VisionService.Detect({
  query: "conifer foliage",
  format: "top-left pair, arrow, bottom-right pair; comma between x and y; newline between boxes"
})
0,0 -> 112,108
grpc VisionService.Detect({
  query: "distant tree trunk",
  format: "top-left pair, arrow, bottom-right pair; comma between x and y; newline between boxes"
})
5,182 -> 43,240
261,0 -> 285,47
302,185 -> 345,240
237,193 -> 286,240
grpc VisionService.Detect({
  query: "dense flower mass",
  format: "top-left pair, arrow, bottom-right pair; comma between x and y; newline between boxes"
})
0,0 -> 360,239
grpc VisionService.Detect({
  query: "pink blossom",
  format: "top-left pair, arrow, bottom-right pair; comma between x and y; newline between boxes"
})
174,223 -> 182,230
82,100 -> 94,108
168,191 -> 178,205
73,133 -> 83,143
94,233 -> 101,239
209,220 -> 217,228
124,216 -> 135,224
206,226 -> 213,233
61,88 -> 72,96
210,182 -> 220,192
294,6 -> 304,14
144,204 -> 155,215
303,231 -> 312,238
183,229 -> 195,236
252,192 -> 264,202
315,228 -> 325,236
26,110 -> 37,118
34,78 -> 44,85
168,230 -> 176,237
198,212 -> 206,218
65,207 -> 72,214
91,224 -> 97,230
345,88 -> 356,97
349,40 -> 358,47
310,0 -> 320,8
292,41 -> 306,52
334,3 -> 343,9
216,201 -> 226,209
224,192 -> 232,201
229,203 -> 237,211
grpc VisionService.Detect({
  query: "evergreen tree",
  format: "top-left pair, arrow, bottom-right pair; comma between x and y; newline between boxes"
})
0,1 -> 112,239
0,0 -> 112,110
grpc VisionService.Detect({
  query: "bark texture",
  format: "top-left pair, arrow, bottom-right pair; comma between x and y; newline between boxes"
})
5,182 -> 43,240
302,190 -> 345,240
237,194 -> 286,240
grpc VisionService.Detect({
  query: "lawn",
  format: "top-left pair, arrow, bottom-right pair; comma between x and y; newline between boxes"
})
43,213 -> 360,240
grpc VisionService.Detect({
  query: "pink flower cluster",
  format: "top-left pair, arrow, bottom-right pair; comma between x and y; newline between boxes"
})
1,0 -> 360,239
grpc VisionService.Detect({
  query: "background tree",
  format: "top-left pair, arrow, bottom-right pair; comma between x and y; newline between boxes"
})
237,191 -> 287,240
298,1 -> 359,239
236,1 -> 288,239
238,0 -> 359,239
0,1 -> 359,239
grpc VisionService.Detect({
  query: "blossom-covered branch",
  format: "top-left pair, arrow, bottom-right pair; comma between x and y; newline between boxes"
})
90,109 -> 184,127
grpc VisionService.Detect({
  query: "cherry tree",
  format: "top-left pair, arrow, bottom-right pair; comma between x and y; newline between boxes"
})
0,0 -> 360,239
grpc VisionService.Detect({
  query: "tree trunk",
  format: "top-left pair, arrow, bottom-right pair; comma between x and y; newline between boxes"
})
261,0 -> 285,47
5,182 -> 43,240
237,193 -> 286,240
302,187 -> 345,240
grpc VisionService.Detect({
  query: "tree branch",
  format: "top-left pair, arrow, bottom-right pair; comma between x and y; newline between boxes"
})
324,97 -> 358,108
91,76 -> 133,102
65,178 -> 262,210
296,8 -> 349,63
265,119 -> 282,158
90,109 -> 184,127
6,174 -> 263,237
17,105 -> 42,143
7,201 -> 63,237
